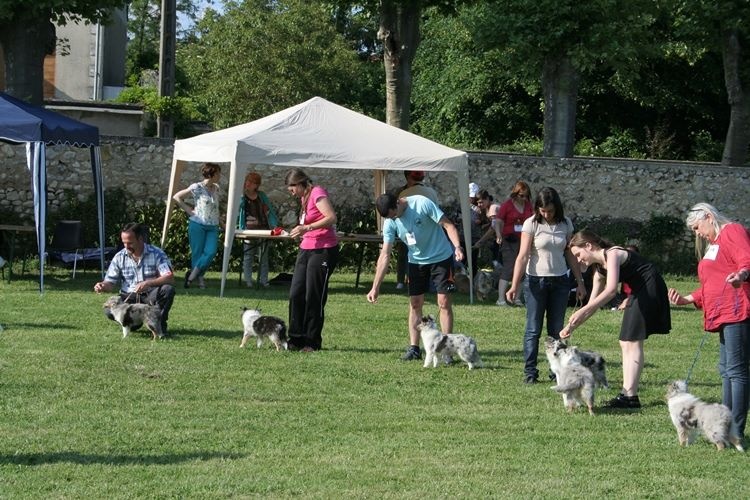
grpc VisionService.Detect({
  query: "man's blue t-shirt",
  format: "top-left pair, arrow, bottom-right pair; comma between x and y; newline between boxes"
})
383,195 -> 453,264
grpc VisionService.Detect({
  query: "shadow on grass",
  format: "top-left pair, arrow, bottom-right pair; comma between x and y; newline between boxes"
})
171,328 -> 238,340
0,322 -> 78,330
0,451 -> 245,466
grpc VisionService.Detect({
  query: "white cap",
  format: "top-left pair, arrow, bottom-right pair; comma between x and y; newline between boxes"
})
469,182 -> 480,197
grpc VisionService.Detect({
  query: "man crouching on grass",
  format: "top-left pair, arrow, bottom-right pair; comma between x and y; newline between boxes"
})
366,192 -> 464,361
94,223 -> 176,336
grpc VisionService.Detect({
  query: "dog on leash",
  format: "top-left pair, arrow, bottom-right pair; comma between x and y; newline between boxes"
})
417,316 -> 482,369
665,380 -> 744,451
103,295 -> 164,339
545,337 -> 596,415
545,337 -> 609,389
240,307 -> 288,351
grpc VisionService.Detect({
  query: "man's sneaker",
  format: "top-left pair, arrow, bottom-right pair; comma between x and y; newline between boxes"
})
395,282 -> 405,290
401,346 -> 421,361
605,393 -> 641,409
523,375 -> 538,385
496,299 -> 509,306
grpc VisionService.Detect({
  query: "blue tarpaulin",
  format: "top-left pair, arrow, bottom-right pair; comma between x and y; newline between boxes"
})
0,92 -> 105,292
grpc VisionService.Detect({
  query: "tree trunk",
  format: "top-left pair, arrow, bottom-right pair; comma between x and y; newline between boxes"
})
378,0 -> 421,130
0,15 -> 55,105
721,28 -> 750,166
541,54 -> 579,158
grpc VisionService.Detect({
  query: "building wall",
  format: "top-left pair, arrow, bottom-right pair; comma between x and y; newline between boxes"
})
1,138 -> 748,233
48,10 -> 127,101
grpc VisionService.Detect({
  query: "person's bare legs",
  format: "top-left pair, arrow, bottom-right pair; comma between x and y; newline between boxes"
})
621,340 -> 644,396
408,294 -> 426,346
437,292 -> 453,333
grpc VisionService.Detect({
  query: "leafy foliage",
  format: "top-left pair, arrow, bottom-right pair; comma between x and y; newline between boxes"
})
114,82 -> 203,138
178,0 -> 374,128
412,8 -> 541,149
125,0 -> 202,79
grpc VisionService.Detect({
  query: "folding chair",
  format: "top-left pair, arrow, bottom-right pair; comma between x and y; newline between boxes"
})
48,220 -> 84,278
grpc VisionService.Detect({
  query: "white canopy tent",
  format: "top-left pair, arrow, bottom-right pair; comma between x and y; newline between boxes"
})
161,96 -> 473,299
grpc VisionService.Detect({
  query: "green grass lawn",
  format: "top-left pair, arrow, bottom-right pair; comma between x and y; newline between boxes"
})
0,270 -> 747,498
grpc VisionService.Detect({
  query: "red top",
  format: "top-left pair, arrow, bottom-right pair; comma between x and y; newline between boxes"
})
496,198 -> 533,238
691,223 -> 750,331
300,185 -> 338,250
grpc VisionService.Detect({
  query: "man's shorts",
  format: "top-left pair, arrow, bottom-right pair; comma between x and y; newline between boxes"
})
407,256 -> 455,296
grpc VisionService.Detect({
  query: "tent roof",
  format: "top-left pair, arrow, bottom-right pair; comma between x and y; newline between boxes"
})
173,96 -> 467,172
0,92 -> 99,147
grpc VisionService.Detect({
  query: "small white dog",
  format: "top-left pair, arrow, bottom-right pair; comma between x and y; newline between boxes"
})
103,295 -> 163,339
240,307 -> 288,351
545,337 -> 608,389
545,337 -> 596,415
417,315 -> 482,370
665,380 -> 744,451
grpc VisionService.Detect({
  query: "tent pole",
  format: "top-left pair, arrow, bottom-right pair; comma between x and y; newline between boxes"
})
456,169 -> 474,304
219,160 -> 244,297
91,146 -> 106,277
161,158 -> 185,248
27,142 -> 46,294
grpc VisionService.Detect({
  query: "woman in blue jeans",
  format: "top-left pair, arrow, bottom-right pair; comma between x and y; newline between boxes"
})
172,162 -> 223,288
506,187 -> 585,384
668,203 -> 750,439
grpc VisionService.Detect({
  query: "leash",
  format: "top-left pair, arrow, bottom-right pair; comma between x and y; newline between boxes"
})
684,331 -> 710,387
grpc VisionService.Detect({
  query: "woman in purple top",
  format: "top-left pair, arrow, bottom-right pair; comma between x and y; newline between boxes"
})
285,168 -> 339,351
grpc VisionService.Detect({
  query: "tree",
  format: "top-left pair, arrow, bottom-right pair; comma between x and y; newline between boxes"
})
411,8 -> 540,149
0,0 -> 127,104
126,0 -> 201,81
466,0 -> 658,157
179,0 -> 367,128
377,0 -> 422,129
672,0 -> 750,166
327,1 -> 467,130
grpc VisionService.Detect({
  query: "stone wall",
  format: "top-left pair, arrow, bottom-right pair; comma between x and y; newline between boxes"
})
2,137 -> 748,231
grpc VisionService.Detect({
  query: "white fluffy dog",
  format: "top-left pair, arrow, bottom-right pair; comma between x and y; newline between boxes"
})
545,337 -> 608,389
240,307 -> 288,351
545,337 -> 596,415
417,315 -> 482,370
665,380 -> 744,451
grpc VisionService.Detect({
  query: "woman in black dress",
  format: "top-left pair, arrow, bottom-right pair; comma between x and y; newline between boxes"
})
560,230 -> 671,409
